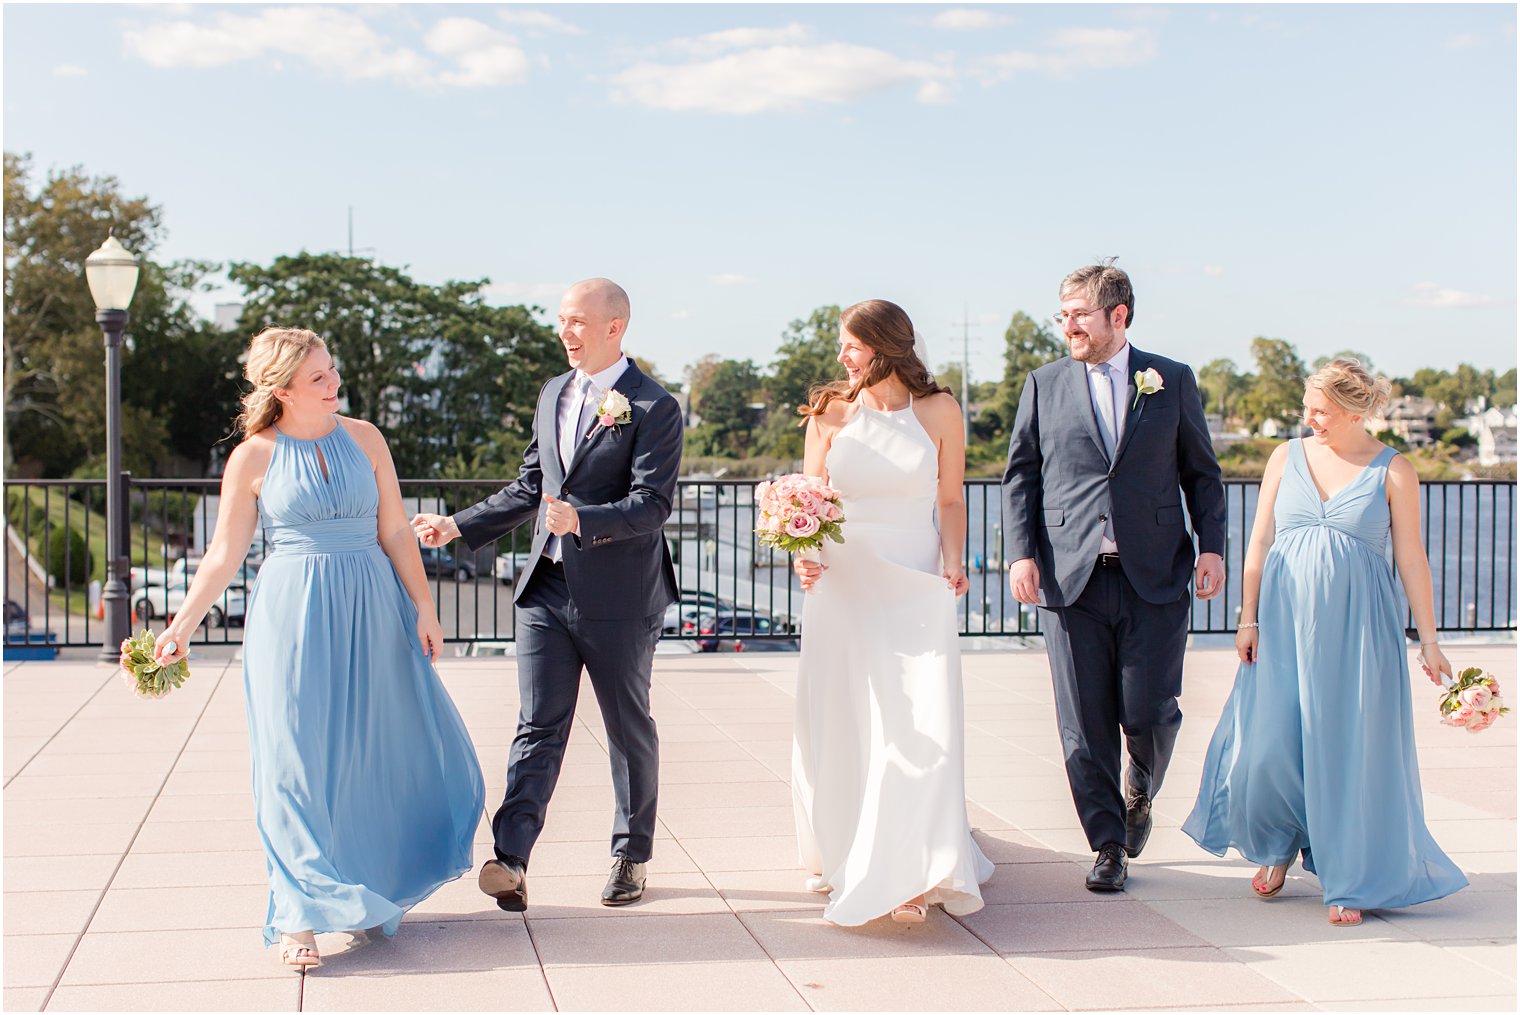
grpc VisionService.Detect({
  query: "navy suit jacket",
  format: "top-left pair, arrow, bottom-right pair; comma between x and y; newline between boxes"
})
453,359 -> 682,620
1001,346 -> 1226,607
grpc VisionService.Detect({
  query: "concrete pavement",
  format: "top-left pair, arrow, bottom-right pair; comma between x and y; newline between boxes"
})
4,641 -> 1514,1011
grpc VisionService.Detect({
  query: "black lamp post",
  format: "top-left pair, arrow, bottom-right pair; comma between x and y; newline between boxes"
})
85,233 -> 141,662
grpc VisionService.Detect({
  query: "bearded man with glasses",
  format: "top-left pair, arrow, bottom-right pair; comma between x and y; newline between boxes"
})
1002,259 -> 1227,892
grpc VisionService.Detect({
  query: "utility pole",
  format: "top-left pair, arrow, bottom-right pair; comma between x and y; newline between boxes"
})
346,206 -> 376,258
950,304 -> 975,442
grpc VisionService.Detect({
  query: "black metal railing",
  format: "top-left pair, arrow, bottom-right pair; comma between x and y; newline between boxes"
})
5,477 -> 1515,651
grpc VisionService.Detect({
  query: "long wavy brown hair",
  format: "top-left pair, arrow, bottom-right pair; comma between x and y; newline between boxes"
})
798,299 -> 949,419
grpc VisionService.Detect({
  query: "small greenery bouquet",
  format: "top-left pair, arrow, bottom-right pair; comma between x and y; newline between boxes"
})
1437,666 -> 1508,733
118,629 -> 190,699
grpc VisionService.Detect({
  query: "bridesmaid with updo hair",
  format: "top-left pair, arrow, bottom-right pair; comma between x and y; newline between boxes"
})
1184,358 -> 1468,927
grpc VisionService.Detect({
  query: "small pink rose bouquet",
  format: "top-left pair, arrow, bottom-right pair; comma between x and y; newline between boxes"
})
755,474 -> 845,556
118,629 -> 190,699
1437,666 -> 1508,733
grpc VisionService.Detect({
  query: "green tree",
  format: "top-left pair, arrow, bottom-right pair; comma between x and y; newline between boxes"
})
1493,368 -> 1517,409
765,305 -> 841,414
687,357 -> 761,456
1423,363 -> 1493,415
1239,337 -> 1306,432
979,311 -> 1065,443
4,153 -> 223,477
230,254 -> 562,476
1198,358 -> 1249,422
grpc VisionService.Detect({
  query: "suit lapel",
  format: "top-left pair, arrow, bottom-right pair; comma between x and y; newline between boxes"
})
1112,346 -> 1151,465
545,372 -> 573,483
565,360 -> 646,481
1066,357 -> 1111,463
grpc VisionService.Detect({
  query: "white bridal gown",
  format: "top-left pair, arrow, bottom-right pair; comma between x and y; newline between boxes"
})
791,397 -> 993,925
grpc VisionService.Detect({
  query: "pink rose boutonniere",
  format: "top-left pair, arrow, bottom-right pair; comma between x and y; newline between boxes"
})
589,389 -> 633,437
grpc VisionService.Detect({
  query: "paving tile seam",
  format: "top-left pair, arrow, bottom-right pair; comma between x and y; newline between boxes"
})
34,662 -> 234,1013
2,667 -> 121,789
517,903 -> 563,1012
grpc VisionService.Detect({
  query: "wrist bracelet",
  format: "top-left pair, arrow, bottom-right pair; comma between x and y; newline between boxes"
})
1238,622 -> 1259,630
1420,641 -> 1438,647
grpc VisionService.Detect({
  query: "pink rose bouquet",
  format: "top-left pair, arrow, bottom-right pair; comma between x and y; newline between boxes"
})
118,629 -> 191,699
1437,666 -> 1508,733
755,474 -> 845,555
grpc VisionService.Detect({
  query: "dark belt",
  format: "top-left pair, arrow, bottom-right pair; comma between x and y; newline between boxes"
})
1097,552 -> 1122,568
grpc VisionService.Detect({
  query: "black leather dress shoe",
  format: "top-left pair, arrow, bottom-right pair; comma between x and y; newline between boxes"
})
1125,794 -> 1153,859
601,855 -> 647,906
1085,843 -> 1128,892
479,857 -> 528,912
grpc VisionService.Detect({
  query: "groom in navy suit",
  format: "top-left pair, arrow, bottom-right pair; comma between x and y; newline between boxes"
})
1002,260 -> 1226,892
412,278 -> 682,909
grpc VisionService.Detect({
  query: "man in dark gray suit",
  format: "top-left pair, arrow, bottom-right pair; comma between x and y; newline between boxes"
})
412,278 -> 682,910
1002,260 -> 1226,892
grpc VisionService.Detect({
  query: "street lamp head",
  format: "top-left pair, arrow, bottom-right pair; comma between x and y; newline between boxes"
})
85,233 -> 141,312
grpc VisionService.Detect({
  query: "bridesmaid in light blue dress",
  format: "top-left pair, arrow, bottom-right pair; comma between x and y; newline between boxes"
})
1184,360 -> 1467,926
156,327 -> 484,968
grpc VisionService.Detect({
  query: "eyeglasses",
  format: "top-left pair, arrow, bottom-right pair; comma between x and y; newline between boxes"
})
1051,307 -> 1110,327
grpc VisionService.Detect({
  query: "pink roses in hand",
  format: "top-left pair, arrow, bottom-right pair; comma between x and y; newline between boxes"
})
1438,666 -> 1508,733
755,474 -> 845,555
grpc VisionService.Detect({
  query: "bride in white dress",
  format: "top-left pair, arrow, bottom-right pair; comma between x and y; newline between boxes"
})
791,299 -> 994,925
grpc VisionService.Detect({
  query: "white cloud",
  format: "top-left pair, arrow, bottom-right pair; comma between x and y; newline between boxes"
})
708,274 -> 752,286
916,79 -> 954,105
1203,265 -> 1225,277
982,27 -> 1158,79
931,9 -> 1010,31
1404,283 -> 1494,309
669,23 -> 812,57
613,41 -> 950,114
671,309 -> 693,319
1445,33 -> 1483,49
496,9 -> 583,36
122,7 -> 531,88
425,18 -> 529,87
52,64 -> 87,77
124,7 -> 432,82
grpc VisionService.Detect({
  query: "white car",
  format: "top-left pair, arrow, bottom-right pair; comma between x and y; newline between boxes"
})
495,552 -> 535,584
130,584 -> 247,628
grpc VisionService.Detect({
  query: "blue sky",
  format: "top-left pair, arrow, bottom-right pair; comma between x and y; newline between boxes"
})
5,3 -> 1515,385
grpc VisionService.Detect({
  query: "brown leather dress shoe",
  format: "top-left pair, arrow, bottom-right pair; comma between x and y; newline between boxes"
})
479,857 -> 528,912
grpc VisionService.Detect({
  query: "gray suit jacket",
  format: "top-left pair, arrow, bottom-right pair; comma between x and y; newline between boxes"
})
453,360 -> 682,620
1001,345 -> 1226,607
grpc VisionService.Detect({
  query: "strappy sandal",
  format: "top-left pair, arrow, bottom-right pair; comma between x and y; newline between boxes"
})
280,932 -> 321,969
1328,905 -> 1363,927
889,900 -> 927,924
1251,862 -> 1291,898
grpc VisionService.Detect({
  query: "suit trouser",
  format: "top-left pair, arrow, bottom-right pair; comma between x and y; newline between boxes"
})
1040,559 -> 1189,851
493,561 -> 663,864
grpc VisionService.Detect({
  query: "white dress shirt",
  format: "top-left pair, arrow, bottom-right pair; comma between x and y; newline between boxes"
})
546,356 -> 630,561
1086,343 -> 1130,555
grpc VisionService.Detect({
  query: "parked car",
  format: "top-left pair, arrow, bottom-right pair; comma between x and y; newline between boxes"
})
495,552 -> 535,584
420,545 -> 475,581
131,584 -> 247,628
696,610 -> 778,652
678,588 -> 731,610
663,603 -> 716,637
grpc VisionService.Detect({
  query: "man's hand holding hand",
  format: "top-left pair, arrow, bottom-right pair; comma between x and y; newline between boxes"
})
411,513 -> 460,547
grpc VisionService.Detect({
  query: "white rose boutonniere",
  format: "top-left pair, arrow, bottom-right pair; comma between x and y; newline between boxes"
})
1132,367 -> 1164,409
590,389 -> 633,437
